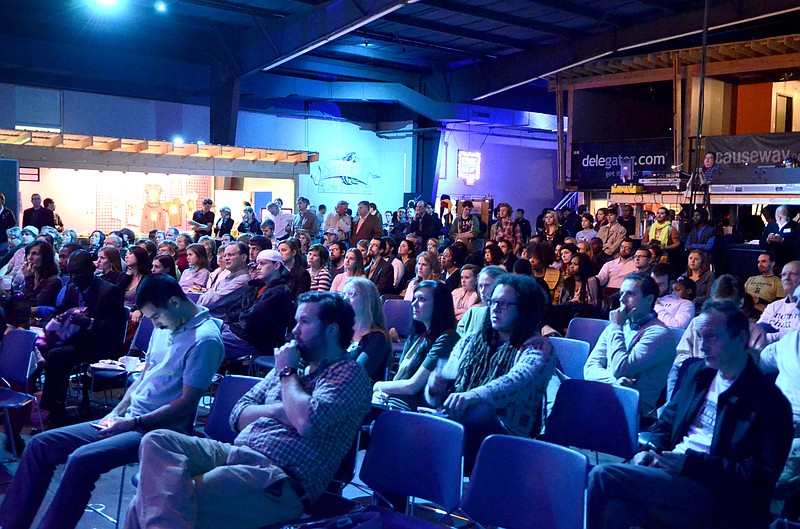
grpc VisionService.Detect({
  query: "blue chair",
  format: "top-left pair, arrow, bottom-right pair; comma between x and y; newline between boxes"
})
461,435 -> 588,529
545,379 -> 640,462
382,299 -> 412,339
186,292 -> 202,302
359,410 -> 464,515
203,374 -> 261,443
0,329 -> 42,460
549,337 -> 590,380
130,316 -> 155,355
565,317 -> 610,350
669,326 -> 685,346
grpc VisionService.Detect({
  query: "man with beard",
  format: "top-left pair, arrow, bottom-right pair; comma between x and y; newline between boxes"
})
123,292 -> 372,529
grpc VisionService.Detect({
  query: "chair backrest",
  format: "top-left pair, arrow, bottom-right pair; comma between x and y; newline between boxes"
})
130,316 -> 155,355
669,326 -> 685,345
382,299 -> 412,338
565,317 -> 610,350
359,410 -> 464,513
186,292 -> 202,303
0,329 -> 38,387
462,435 -> 587,529
545,379 -> 639,460
549,337 -> 590,380
203,375 -> 261,443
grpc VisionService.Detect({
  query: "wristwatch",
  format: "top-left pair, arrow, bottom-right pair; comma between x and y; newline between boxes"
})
134,415 -> 143,429
279,366 -> 299,379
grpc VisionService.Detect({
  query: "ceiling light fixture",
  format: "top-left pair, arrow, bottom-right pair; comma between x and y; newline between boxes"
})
154,1 -> 167,13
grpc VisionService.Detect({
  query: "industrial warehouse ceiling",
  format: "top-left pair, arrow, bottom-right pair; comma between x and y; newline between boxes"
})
2,0 -> 800,122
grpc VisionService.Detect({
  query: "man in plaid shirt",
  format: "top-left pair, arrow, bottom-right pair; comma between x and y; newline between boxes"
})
123,292 -> 372,529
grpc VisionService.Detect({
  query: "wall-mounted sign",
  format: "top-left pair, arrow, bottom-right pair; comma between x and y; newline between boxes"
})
572,138 -> 673,189
458,150 -> 481,185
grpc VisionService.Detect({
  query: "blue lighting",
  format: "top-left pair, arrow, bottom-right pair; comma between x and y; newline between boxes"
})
173,136 -> 185,146
94,0 -> 119,6
154,1 -> 167,12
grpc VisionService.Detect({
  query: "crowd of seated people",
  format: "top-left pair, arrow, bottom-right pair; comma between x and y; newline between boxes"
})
2,193 -> 800,529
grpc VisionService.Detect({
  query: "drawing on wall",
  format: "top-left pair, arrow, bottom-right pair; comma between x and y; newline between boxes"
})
312,152 -> 380,194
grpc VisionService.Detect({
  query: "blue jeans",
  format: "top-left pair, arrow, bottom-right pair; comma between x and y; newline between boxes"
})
0,421 -> 144,529
587,462 -> 715,529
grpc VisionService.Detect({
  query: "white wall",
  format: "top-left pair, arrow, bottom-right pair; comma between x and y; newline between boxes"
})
434,126 -> 560,218
236,112 -> 413,215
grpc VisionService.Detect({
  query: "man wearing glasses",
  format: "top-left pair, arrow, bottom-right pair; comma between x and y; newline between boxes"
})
425,274 -> 555,470
758,261 -> 800,345
197,241 -> 252,319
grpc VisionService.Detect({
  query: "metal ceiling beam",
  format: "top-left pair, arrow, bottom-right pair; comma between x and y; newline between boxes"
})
384,13 -> 534,49
233,0 -> 414,76
431,0 -> 800,102
525,0 -> 626,26
417,0 -> 578,38
274,55 -> 420,83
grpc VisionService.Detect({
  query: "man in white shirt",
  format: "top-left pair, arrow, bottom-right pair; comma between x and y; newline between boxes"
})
267,202 -> 294,240
651,264 -> 694,329
758,261 -> 800,344
323,200 -> 352,243
759,283 -> 800,510
596,239 -> 637,293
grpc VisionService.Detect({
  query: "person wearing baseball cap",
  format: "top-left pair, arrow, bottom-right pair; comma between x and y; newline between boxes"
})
214,206 -> 233,239
190,198 -> 215,241
219,249 -> 294,360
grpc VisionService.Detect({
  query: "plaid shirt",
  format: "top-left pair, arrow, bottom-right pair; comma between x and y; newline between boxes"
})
229,359 -> 371,501
492,218 -> 521,246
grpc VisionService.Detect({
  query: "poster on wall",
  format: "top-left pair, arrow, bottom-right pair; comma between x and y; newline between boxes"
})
311,152 -> 381,194
571,138 -> 673,189
705,131 -> 800,166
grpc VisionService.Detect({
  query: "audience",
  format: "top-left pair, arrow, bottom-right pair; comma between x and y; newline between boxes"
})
124,292 -> 370,529
588,300 -> 793,529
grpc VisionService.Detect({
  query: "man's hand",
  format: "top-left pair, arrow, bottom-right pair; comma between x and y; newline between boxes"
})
609,306 -> 628,327
443,391 -> 480,420
274,340 -> 301,372
130,309 -> 142,324
652,450 -> 687,475
69,311 -> 93,329
617,376 -> 636,387
633,451 -> 656,467
96,416 -> 135,439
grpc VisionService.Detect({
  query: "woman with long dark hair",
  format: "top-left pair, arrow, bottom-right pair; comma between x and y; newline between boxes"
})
118,246 -> 152,325
22,240 -> 61,307
546,252 -> 604,332
277,238 -> 310,299
151,254 -> 178,279
373,279 -> 459,410
87,230 -> 106,260
426,274 -> 555,470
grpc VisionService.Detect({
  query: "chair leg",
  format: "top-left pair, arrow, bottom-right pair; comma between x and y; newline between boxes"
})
115,463 -> 128,529
2,407 -> 18,460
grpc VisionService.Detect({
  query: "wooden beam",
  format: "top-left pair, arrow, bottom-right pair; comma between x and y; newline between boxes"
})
687,52 -> 800,77
556,66 -> 673,90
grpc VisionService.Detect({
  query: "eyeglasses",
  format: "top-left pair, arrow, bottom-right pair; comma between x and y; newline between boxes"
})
488,299 -> 518,311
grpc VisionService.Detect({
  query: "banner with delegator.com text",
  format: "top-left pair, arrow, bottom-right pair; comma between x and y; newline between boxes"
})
571,138 -> 673,189
705,132 -> 800,166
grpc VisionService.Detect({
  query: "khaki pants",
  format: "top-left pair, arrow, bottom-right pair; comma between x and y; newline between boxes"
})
123,429 -> 304,529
